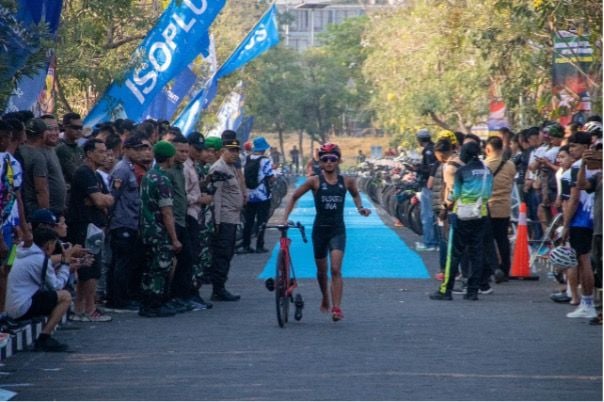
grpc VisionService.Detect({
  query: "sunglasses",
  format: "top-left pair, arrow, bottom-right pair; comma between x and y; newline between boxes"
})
320,155 -> 339,163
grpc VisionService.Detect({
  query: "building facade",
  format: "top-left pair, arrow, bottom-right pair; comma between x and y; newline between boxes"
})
276,1 -> 405,51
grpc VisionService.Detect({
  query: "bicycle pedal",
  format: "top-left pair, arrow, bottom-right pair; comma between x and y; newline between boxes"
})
264,278 -> 275,292
294,294 -> 304,309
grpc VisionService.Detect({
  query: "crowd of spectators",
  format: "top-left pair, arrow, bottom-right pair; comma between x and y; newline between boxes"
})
0,111 -> 277,352
418,118 -> 602,325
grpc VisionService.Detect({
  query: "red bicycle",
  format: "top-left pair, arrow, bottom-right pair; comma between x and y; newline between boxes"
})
264,221 -> 307,327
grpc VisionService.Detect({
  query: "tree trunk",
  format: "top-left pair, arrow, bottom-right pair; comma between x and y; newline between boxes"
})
428,111 -> 453,131
278,128 -> 285,166
298,129 -> 304,165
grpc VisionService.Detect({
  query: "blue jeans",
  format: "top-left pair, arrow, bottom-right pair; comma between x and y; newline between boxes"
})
420,187 -> 438,247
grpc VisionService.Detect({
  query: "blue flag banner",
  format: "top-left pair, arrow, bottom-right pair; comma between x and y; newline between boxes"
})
143,66 -> 197,120
238,115 -> 254,143
172,77 -> 218,134
4,0 -> 63,113
172,4 -> 280,135
205,82 -> 244,138
83,0 -> 226,127
215,4 -> 280,79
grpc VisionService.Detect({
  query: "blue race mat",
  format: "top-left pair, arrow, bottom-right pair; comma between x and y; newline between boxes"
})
258,177 -> 429,279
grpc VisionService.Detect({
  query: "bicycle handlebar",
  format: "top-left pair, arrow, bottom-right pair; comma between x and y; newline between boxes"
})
264,221 -> 308,243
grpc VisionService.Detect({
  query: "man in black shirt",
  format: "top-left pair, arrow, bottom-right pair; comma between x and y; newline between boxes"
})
416,129 -> 438,251
67,139 -> 114,322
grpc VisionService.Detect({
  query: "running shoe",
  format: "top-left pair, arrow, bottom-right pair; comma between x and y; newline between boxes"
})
415,242 -> 437,252
68,313 -> 90,322
34,336 -> 69,352
87,309 -> 112,322
429,291 -> 452,301
566,304 -> 598,319
479,287 -> 494,295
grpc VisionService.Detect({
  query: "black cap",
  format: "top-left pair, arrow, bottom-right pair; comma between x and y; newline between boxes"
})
25,118 -> 47,136
30,209 -> 58,226
223,138 -> 240,149
221,130 -> 237,141
123,136 -> 145,149
188,132 -> 206,150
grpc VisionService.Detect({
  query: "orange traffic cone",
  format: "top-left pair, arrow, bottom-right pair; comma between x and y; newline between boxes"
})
509,202 -> 539,280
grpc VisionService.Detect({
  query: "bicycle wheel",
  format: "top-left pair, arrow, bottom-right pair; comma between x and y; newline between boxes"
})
275,250 -> 289,327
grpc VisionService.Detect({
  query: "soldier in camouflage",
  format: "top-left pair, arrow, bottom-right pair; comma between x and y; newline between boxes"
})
196,136 -> 223,284
138,141 -> 182,318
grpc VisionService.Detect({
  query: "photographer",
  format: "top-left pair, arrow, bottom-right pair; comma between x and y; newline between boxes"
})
5,227 -> 84,352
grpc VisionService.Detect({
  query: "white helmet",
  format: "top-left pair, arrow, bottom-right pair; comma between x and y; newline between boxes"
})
549,246 -> 578,269
583,121 -> 603,136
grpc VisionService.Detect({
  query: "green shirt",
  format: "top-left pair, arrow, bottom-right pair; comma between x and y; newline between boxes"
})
55,141 -> 83,185
140,165 -> 173,245
165,162 -> 187,228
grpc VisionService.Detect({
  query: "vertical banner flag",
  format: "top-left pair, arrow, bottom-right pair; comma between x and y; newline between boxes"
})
238,115 -> 255,143
172,4 -> 280,135
144,35 -> 217,120
4,0 -> 63,113
552,30 -> 595,126
487,80 -> 509,132
205,82 -> 244,138
83,0 -> 226,127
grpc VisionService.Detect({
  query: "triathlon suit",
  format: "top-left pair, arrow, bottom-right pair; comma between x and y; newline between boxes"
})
312,174 -> 347,259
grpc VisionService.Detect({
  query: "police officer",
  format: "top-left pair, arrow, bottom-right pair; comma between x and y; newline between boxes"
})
138,141 -> 182,317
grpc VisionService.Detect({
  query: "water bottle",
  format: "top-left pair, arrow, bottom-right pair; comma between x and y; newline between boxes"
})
85,234 -> 103,255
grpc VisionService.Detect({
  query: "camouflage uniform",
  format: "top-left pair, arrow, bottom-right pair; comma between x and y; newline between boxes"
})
139,165 -> 175,305
195,162 -> 214,282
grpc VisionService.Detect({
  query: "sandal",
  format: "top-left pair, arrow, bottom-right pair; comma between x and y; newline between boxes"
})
331,306 -> 344,322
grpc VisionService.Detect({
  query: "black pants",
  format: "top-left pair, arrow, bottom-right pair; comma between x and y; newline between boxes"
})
170,224 -> 194,299
242,200 -> 271,249
480,216 -> 499,288
108,228 -> 143,307
442,216 -> 487,295
210,222 -> 237,292
490,217 -> 511,276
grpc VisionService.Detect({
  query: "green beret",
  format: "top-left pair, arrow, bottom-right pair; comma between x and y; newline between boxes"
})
153,141 -> 176,159
204,136 -> 223,151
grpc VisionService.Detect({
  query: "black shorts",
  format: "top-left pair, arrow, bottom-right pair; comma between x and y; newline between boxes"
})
312,226 -> 346,259
78,254 -> 102,282
569,227 -> 594,256
18,290 -> 58,320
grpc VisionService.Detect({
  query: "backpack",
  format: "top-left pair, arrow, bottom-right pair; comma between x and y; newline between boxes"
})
244,156 -> 267,189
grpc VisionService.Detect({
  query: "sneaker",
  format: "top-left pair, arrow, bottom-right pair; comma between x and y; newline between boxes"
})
34,336 -> 69,352
415,242 -> 437,252
235,246 -> 255,254
434,272 -> 445,281
138,305 -> 175,318
211,289 -> 241,302
68,313 -> 90,322
87,309 -> 112,322
189,295 -> 213,310
429,290 -> 452,301
463,293 -> 479,301
566,304 -> 598,319
550,292 -> 572,304
168,299 -> 193,313
479,287 -> 494,295
452,287 -> 467,295
494,269 -> 509,283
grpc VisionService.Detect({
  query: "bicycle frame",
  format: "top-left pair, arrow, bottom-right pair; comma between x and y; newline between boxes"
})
278,234 -> 297,298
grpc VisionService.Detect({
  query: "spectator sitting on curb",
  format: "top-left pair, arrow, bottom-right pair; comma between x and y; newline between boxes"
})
5,228 -> 83,352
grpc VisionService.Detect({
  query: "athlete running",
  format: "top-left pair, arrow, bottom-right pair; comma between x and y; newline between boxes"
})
282,143 -> 371,321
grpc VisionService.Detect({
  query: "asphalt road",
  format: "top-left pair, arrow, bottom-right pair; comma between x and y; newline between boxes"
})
0,194 -> 602,401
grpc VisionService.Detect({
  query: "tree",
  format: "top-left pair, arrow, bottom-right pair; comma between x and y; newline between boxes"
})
245,46 -> 306,160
